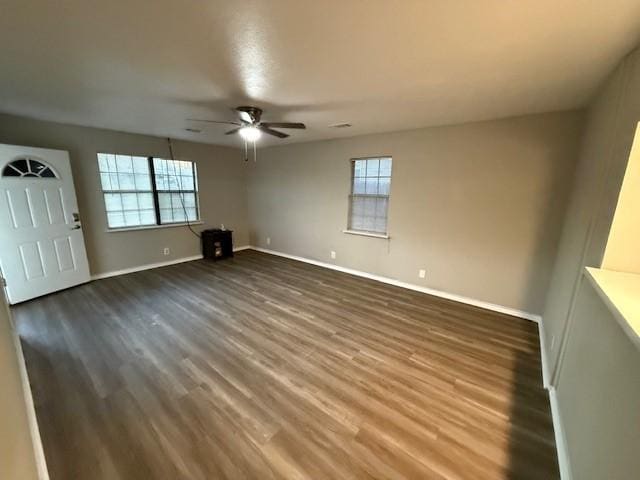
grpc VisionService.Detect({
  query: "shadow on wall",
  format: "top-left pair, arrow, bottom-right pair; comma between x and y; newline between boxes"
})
506,350 -> 559,479
517,126 -> 584,316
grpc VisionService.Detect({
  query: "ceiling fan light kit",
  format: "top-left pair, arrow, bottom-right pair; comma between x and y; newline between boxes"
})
239,126 -> 262,142
188,106 -> 306,162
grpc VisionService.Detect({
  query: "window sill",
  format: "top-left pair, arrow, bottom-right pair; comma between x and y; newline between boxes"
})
584,267 -> 640,351
342,229 -> 390,239
106,220 -> 204,233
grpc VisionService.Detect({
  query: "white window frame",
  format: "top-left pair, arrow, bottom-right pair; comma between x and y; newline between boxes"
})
344,156 -> 392,239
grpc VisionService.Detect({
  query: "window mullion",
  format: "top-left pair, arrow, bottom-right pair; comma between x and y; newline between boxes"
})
148,157 -> 161,225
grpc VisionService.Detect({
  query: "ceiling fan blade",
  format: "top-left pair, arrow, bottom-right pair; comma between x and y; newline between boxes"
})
260,122 -> 306,129
187,119 -> 241,126
258,125 -> 289,138
225,127 -> 241,135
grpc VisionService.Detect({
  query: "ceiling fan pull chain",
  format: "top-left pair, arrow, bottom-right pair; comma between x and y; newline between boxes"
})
253,141 -> 257,162
244,140 -> 248,162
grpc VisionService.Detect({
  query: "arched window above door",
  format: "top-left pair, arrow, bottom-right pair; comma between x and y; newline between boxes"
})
2,158 -> 57,178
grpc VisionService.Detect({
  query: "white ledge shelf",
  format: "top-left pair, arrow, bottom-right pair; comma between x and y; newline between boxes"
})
585,267 -> 640,350
342,229 -> 390,239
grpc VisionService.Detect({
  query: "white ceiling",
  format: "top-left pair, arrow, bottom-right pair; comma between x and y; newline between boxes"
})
1,1 -> 640,146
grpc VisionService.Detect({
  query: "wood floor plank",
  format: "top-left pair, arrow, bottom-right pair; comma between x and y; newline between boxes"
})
13,250 -> 559,479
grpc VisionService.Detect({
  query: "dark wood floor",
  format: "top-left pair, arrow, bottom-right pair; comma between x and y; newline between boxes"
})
13,250 -> 558,480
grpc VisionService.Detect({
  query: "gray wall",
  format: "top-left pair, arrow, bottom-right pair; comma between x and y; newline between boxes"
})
542,46 -> 640,479
555,280 -> 640,480
247,111 -> 584,315
543,46 -> 640,379
0,114 -> 249,276
0,288 -> 41,480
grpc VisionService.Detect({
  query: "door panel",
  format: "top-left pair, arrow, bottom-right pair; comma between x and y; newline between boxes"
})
43,189 -> 66,225
19,242 -> 45,279
0,144 -> 90,304
6,189 -> 34,228
53,237 -> 75,272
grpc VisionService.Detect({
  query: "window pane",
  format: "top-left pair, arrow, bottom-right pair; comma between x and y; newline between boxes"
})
181,193 -> 196,208
139,210 -> 156,225
160,208 -> 173,223
171,193 -> 184,208
172,208 -> 186,222
158,193 -> 171,209
124,210 -> 140,226
365,177 -> 378,194
375,197 -> 388,217
378,177 -> 391,195
107,212 -> 125,228
98,153 -> 110,172
353,177 -> 365,194
166,160 -> 179,177
132,157 -> 149,174
366,159 -> 379,177
374,217 -> 387,233
379,158 -> 392,176
167,175 -> 179,191
137,193 -> 154,210
363,197 -> 376,216
121,193 -> 138,211
362,216 -> 376,231
354,160 -> 366,177
178,175 -> 194,190
104,193 -> 122,212
116,155 -> 133,173
155,174 -> 168,190
100,173 -> 112,190
119,173 -> 135,190
98,153 -> 157,228
185,208 -> 197,221
351,196 -> 365,216
108,173 -> 120,190
351,215 -> 364,231
153,158 -> 167,174
106,154 -> 117,172
134,174 -> 151,190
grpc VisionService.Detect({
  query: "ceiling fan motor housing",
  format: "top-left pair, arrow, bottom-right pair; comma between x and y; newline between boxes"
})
236,106 -> 263,124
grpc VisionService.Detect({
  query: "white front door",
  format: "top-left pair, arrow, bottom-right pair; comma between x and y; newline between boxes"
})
0,144 -> 90,304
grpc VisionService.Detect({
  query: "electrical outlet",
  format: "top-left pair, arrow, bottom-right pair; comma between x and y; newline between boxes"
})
163,247 -> 170,256
418,269 -> 426,279
330,251 -> 336,259
266,237 -> 271,245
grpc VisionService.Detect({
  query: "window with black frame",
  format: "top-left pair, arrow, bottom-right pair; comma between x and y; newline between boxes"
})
152,158 -> 199,224
97,153 -> 199,229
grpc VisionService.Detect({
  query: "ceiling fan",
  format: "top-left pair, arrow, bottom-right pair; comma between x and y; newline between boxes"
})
188,106 -> 306,142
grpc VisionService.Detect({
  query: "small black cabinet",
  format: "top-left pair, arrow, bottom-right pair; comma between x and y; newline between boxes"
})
201,229 -> 233,261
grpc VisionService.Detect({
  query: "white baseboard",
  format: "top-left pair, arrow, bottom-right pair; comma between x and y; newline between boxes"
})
91,255 -> 204,280
549,386 -> 572,480
11,315 -> 50,479
90,245 -> 252,281
249,246 -> 541,323
537,318 -> 551,390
